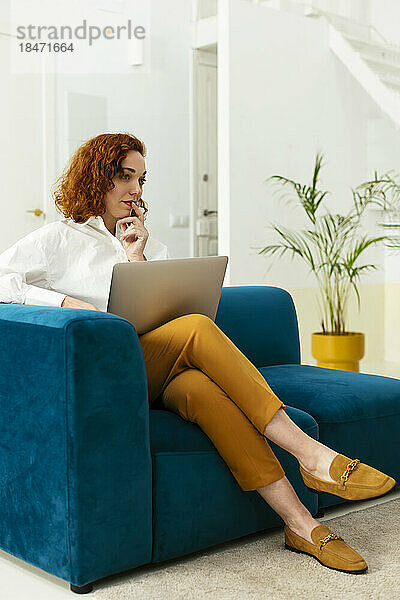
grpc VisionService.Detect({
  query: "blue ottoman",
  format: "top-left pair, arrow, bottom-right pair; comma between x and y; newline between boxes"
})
259,364 -> 400,509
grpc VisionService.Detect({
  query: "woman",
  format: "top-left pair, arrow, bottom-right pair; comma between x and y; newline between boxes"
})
0,132 -> 396,574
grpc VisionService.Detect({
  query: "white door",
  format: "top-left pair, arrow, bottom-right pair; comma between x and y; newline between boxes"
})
193,47 -> 218,257
0,10 -> 54,252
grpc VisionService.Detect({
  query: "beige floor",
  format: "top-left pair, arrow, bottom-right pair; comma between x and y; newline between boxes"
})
1,361 -> 399,598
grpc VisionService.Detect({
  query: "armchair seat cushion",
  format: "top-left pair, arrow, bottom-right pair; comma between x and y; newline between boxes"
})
148,404 -> 318,562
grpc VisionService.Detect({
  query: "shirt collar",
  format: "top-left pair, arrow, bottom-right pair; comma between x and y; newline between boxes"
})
76,215 -> 123,240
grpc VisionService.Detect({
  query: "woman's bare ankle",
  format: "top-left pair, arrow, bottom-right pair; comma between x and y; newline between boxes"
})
284,511 -> 321,544
298,441 -> 339,483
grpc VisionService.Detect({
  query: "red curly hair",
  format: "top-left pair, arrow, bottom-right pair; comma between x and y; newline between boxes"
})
53,132 -> 148,223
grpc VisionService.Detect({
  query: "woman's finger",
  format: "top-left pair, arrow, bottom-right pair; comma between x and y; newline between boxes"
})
118,216 -> 137,226
131,202 -> 145,223
122,226 -> 141,240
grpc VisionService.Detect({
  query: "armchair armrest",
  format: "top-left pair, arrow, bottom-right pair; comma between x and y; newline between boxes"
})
215,285 -> 301,367
0,305 -> 152,588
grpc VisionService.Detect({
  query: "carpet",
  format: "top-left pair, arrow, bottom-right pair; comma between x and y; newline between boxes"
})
93,498 -> 400,599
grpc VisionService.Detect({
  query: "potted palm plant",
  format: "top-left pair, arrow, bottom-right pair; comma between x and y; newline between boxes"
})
257,153 -> 399,372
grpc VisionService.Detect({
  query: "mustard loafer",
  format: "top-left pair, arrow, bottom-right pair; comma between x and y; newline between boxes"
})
284,524 -> 368,574
299,453 -> 397,501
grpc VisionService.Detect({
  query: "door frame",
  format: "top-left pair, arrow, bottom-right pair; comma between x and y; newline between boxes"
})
191,46 -> 218,257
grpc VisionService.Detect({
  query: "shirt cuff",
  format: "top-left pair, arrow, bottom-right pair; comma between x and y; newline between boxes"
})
24,285 -> 67,307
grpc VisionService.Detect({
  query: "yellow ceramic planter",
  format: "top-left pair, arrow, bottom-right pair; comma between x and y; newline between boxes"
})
311,332 -> 365,372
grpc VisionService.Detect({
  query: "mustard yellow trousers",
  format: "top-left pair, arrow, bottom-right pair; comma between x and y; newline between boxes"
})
138,313 -> 287,491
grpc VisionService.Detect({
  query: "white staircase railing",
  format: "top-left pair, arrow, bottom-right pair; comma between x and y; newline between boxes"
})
328,25 -> 400,130
195,0 -> 400,127
286,2 -> 400,129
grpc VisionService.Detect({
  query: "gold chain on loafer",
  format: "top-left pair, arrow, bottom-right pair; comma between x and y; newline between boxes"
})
319,533 -> 343,551
340,459 -> 360,487
299,453 -> 396,501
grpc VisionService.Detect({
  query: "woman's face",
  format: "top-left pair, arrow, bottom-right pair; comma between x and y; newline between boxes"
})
103,149 -> 147,231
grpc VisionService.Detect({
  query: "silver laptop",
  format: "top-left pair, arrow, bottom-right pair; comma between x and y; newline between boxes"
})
106,255 -> 229,335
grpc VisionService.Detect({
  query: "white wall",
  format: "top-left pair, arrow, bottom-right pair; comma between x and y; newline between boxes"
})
0,1 -> 49,251
218,1 -> 400,363
222,3 -> 388,287
49,0 -> 192,259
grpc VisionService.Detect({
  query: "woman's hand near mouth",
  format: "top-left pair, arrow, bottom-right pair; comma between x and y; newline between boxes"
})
117,200 -> 149,262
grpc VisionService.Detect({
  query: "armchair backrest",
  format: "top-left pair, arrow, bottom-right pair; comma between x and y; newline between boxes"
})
215,285 -> 301,367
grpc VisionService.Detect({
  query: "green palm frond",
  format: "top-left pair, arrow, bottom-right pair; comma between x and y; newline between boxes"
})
356,171 -> 400,211
258,224 -> 316,271
268,153 -> 329,225
344,235 -> 387,266
385,235 -> 400,248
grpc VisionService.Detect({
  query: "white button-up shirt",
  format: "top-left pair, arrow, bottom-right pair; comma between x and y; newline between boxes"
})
0,215 -> 170,312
